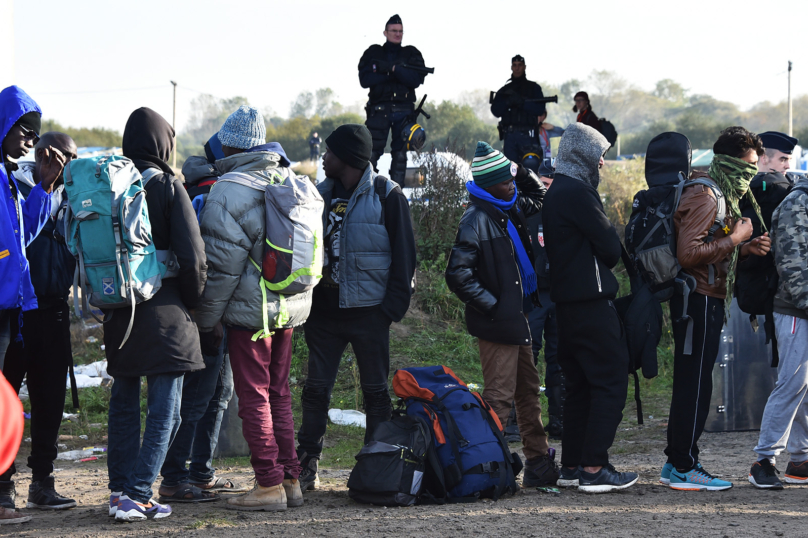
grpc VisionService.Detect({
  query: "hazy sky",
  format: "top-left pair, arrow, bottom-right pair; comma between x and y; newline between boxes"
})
7,0 -> 806,134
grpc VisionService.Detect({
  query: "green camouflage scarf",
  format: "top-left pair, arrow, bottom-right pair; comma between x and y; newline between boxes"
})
708,154 -> 762,308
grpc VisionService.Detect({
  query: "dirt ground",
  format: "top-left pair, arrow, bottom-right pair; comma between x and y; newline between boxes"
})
2,426 -> 805,538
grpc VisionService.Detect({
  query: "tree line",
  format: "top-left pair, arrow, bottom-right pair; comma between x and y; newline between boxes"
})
42,70 -> 807,169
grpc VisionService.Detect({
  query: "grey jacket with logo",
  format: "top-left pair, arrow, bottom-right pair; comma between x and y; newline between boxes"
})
196,151 -> 312,331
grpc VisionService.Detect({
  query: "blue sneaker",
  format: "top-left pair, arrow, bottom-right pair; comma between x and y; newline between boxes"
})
669,463 -> 732,491
659,463 -> 674,485
115,495 -> 172,521
108,491 -> 121,517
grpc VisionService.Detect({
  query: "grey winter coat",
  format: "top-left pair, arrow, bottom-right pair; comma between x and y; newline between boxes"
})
196,151 -> 313,332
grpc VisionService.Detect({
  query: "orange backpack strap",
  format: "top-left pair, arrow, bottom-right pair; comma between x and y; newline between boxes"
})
441,366 -> 467,387
421,403 -> 446,445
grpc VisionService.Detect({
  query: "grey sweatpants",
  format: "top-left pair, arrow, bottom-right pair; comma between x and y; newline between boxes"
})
754,313 -> 808,464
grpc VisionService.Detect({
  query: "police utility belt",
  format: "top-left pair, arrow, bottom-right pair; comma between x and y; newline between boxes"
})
367,102 -> 414,115
497,123 -> 539,140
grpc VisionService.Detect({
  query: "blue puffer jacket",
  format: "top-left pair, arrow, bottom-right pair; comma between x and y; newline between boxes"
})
0,86 -> 52,311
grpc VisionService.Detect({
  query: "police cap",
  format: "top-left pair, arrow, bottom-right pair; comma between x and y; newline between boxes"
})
759,131 -> 799,154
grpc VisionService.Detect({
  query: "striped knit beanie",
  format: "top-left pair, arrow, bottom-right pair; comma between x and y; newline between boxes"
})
471,141 -> 517,188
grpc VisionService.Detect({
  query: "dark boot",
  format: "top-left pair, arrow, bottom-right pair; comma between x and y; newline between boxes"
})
296,449 -> 320,493
27,476 -> 76,510
370,150 -> 383,173
389,151 -> 408,188
522,448 -> 560,487
0,481 -> 15,509
503,401 -> 520,443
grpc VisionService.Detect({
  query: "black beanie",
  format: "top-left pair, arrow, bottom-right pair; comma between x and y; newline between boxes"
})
15,111 -> 41,136
387,14 -> 402,26
326,124 -> 372,171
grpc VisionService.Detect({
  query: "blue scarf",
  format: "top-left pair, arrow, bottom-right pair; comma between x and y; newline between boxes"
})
466,181 -> 537,297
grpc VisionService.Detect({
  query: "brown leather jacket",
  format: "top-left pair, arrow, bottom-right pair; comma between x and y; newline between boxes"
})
674,172 -> 736,298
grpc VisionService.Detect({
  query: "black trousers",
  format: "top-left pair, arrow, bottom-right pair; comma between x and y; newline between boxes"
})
556,299 -> 629,467
297,308 -> 393,456
665,292 -> 724,471
1,301 -> 72,482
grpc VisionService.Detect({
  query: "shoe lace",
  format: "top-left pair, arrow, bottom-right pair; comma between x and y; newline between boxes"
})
760,460 -> 780,477
693,465 -> 718,480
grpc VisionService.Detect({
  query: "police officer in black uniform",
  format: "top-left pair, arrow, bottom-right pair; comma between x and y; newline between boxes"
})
490,55 -> 546,164
358,14 -> 427,188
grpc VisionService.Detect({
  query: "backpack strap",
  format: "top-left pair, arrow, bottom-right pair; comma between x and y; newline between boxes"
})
374,174 -> 399,223
687,177 -> 727,285
218,171 -> 270,191
140,167 -> 161,187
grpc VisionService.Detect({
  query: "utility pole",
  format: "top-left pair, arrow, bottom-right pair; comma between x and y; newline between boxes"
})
787,61 -> 793,137
170,80 -> 178,170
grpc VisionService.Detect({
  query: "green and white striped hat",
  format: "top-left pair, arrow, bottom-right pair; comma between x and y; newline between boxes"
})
471,141 -> 517,187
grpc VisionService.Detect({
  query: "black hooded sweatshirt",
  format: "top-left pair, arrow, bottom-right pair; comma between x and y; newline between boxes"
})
103,108 -> 207,377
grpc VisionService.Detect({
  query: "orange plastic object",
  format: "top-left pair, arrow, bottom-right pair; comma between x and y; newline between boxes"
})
0,371 -> 23,475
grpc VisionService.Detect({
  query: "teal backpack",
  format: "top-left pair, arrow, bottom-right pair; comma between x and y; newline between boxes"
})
64,156 -> 175,348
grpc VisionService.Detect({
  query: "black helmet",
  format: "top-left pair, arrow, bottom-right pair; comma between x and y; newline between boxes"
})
521,152 -> 541,174
401,122 -> 426,151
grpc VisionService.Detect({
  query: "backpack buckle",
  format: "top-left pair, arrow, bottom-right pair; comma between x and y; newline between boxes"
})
481,462 -> 492,474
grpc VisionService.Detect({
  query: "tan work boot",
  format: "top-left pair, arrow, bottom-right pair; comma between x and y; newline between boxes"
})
0,506 -> 32,525
224,484 -> 286,511
282,479 -> 303,507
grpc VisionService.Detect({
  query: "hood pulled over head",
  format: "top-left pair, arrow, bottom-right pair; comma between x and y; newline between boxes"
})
553,123 -> 610,189
122,107 -> 175,175
645,132 -> 691,188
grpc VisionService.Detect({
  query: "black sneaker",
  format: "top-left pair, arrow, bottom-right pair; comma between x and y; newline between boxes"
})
522,448 -> 560,487
0,481 -> 14,509
557,466 -> 581,487
27,477 -> 77,510
749,459 -> 783,490
578,464 -> 638,493
784,460 -> 808,485
297,452 -> 320,493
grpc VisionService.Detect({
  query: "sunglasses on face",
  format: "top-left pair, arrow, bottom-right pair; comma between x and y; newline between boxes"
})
18,125 -> 40,145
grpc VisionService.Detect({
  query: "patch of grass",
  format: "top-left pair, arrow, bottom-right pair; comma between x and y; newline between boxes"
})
187,514 -> 236,529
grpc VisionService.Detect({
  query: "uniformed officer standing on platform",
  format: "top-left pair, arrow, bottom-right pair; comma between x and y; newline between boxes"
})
490,55 -> 547,164
358,14 -> 427,188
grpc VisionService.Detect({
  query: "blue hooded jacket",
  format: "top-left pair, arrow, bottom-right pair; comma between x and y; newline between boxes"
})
0,86 -> 52,311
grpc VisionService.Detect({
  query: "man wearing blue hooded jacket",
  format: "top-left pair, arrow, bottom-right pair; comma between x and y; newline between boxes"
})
0,86 -> 66,369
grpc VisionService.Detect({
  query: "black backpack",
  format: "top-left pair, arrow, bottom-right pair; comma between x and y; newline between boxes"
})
625,133 -> 726,303
347,413 -> 447,506
614,245 -> 663,425
598,118 -> 618,148
735,173 -> 806,366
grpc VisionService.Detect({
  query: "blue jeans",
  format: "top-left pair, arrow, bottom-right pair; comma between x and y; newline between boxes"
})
107,373 -> 183,503
161,332 -> 233,486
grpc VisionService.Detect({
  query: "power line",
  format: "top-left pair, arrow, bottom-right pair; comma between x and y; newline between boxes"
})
36,85 -> 167,96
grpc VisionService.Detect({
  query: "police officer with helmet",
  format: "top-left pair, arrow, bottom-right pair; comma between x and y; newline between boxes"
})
491,55 -> 547,166
358,14 -> 428,188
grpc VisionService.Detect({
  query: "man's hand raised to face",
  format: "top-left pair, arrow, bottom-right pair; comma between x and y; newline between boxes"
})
37,146 -> 67,194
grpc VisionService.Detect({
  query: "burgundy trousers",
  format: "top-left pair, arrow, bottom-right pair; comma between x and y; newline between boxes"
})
228,327 -> 300,486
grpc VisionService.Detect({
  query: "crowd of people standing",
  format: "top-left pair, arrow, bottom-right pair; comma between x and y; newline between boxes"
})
1,12 -> 807,527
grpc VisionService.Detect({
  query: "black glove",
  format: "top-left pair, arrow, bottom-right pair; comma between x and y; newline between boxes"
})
507,93 -> 525,107
373,60 -> 393,74
199,322 -> 223,356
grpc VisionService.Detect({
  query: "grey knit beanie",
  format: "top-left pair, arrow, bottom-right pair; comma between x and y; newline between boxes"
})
218,106 -> 266,150
553,123 -> 610,189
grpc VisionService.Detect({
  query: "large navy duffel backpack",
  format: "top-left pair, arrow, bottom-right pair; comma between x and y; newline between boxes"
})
392,365 -> 522,501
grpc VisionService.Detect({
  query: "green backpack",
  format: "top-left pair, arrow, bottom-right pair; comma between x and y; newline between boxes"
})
64,157 -> 174,348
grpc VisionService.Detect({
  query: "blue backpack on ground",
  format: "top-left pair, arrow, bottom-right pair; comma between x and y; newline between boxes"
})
64,157 -> 173,348
392,365 -> 522,501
